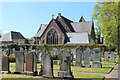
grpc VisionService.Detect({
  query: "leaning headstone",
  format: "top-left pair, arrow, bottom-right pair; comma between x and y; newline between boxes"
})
91,48 -> 102,68
42,52 -> 53,78
0,48 -> 10,73
75,49 -> 82,66
25,52 -> 37,75
83,48 -> 90,67
58,49 -> 74,79
15,47 -> 24,73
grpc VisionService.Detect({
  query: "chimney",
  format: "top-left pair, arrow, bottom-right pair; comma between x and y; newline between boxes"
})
58,13 -> 61,17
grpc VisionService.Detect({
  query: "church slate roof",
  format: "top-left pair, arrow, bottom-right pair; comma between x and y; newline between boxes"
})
34,24 -> 47,37
66,32 -> 90,44
0,31 -> 25,41
70,21 -> 92,35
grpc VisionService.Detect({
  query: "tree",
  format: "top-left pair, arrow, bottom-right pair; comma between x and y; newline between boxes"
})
93,1 -> 120,48
95,28 -> 103,44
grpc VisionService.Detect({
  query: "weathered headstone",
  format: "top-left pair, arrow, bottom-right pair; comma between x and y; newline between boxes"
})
91,48 -> 102,68
25,52 -> 37,75
58,49 -> 73,79
42,52 -> 53,78
109,52 -> 115,62
75,49 -> 82,66
104,51 -> 109,61
0,48 -> 10,73
109,47 -> 115,62
15,47 -> 24,73
83,48 -> 90,67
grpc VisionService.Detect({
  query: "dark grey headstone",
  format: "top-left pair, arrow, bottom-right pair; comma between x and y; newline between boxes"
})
104,51 -> 109,61
75,49 -> 82,66
1,55 -> 9,73
83,48 -> 90,67
109,51 -> 115,62
0,48 -> 10,73
15,50 -> 24,73
91,48 -> 102,68
42,53 -> 53,78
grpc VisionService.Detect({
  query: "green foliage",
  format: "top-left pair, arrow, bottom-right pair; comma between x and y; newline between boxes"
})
7,43 -> 106,51
51,54 -> 59,60
8,54 -> 16,62
93,1 -> 120,47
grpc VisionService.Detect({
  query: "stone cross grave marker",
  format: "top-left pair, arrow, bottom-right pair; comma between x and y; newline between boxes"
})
15,47 -> 24,73
83,48 -> 90,67
58,49 -> 73,78
75,49 -> 82,66
91,48 -> 102,68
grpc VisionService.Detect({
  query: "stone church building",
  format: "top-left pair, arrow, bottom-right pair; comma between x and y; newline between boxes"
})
34,13 -> 95,44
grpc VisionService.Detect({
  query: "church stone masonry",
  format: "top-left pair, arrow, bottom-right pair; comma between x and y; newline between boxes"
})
34,13 -> 95,44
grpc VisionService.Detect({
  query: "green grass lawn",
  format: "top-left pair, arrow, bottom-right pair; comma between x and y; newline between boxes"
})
54,65 -> 113,73
10,62 -> 113,74
0,72 -> 104,79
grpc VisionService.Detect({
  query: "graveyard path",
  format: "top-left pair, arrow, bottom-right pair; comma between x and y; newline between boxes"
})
104,64 -> 119,80
53,70 -> 107,76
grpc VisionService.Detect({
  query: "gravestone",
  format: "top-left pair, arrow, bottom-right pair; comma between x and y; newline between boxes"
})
58,49 -> 73,79
109,52 -> 115,62
91,48 -> 102,68
39,53 -> 44,76
109,47 -> 115,62
75,49 -> 82,66
25,52 -> 37,75
0,48 -> 10,73
71,49 -> 76,60
42,52 -> 53,78
83,48 -> 90,67
15,47 -> 24,73
104,51 -> 109,61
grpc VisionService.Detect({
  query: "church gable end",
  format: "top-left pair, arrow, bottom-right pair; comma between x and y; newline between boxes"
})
41,19 -> 65,44
56,13 -> 75,32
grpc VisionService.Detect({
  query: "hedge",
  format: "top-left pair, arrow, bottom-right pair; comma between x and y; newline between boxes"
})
6,43 -> 106,51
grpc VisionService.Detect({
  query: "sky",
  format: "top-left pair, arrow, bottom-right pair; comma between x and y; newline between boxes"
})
0,2 -> 97,38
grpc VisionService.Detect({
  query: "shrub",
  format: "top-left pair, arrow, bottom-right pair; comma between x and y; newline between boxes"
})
8,54 -> 16,62
51,54 -> 59,60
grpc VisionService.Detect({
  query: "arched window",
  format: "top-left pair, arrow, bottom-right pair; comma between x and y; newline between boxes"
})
46,29 -> 58,44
